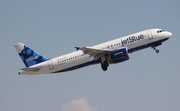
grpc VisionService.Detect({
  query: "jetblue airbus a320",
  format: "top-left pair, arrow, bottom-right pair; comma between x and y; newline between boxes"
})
14,28 -> 172,75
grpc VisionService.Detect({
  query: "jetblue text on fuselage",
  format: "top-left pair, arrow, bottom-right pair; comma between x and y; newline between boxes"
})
121,34 -> 144,46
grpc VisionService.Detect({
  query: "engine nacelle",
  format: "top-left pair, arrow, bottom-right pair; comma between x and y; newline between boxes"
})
109,48 -> 130,64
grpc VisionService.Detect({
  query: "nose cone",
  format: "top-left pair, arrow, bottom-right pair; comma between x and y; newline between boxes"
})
166,32 -> 172,38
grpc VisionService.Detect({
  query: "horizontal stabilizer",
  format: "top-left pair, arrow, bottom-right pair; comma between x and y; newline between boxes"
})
21,67 -> 40,72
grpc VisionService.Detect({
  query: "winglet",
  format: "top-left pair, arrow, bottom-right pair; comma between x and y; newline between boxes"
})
75,47 -> 80,51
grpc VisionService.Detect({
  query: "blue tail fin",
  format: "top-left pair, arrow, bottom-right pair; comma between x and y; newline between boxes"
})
14,43 -> 50,67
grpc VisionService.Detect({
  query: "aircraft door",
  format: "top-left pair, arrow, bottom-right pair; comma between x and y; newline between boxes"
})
48,60 -> 54,70
146,30 -> 153,40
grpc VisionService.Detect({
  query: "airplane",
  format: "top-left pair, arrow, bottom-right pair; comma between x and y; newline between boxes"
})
14,28 -> 172,75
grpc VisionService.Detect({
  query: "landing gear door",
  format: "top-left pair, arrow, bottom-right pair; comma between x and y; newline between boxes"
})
48,60 -> 54,70
146,30 -> 153,40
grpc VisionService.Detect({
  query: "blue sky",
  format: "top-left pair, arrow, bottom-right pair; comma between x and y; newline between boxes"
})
0,1 -> 180,111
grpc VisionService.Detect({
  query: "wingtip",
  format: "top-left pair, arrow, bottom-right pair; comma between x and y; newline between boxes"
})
75,47 -> 80,50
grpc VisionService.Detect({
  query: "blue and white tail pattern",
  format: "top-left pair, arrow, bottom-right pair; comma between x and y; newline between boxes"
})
14,43 -> 49,67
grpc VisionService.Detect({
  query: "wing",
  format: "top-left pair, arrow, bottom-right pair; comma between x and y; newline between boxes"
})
79,47 -> 111,60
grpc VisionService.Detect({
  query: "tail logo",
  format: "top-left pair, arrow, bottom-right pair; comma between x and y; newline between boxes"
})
26,56 -> 38,63
19,45 -> 49,67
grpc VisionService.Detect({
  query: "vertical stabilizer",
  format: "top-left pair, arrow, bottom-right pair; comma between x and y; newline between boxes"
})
14,43 -> 49,67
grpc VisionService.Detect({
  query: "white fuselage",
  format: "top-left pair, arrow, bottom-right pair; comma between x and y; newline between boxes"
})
19,28 -> 172,75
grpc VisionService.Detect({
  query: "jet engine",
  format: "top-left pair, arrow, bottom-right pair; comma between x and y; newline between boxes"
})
109,48 -> 130,64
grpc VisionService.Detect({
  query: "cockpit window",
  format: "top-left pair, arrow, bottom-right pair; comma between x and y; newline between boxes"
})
157,30 -> 164,33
